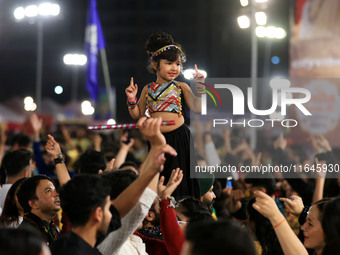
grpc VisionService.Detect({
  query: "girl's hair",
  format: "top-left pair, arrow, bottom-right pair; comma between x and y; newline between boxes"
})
321,196 -> 340,255
247,199 -> 284,255
145,31 -> 186,74
176,196 -> 213,224
0,177 -> 27,227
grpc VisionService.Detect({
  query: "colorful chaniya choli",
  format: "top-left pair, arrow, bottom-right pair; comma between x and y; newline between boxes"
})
146,81 -> 182,117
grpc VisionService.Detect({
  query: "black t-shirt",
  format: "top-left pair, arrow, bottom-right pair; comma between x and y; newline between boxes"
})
50,205 -> 121,255
50,231 -> 102,255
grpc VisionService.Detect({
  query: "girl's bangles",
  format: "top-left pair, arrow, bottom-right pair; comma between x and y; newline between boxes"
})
126,97 -> 137,105
87,121 -> 175,130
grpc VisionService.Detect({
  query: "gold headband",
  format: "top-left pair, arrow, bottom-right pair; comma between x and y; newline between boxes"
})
150,45 -> 182,60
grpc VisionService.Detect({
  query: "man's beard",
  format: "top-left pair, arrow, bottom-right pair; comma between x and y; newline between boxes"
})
204,198 -> 215,213
96,214 -> 110,240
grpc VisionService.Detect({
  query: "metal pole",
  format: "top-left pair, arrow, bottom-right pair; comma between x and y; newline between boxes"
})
36,19 -> 43,112
71,67 -> 79,103
100,49 -> 115,118
250,0 -> 258,150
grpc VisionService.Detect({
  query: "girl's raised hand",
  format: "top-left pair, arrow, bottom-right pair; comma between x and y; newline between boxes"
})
193,64 -> 205,94
193,64 -> 205,83
125,77 -> 138,101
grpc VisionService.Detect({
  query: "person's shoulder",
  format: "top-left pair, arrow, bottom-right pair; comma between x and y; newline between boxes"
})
18,219 -> 34,229
17,221 -> 45,241
50,233 -> 100,255
144,82 -> 154,87
175,81 -> 190,90
141,83 -> 151,92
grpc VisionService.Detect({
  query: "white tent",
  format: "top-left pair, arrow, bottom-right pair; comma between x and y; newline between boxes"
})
0,103 -> 25,123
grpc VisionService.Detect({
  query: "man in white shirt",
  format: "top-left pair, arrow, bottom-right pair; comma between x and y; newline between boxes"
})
0,149 -> 34,210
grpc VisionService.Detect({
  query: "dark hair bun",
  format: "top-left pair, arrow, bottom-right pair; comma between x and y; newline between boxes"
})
145,31 -> 175,57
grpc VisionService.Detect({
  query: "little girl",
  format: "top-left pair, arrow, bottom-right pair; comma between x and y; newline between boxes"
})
125,31 -> 205,199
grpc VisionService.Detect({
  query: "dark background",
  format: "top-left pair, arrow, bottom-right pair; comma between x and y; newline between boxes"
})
0,0 -> 290,122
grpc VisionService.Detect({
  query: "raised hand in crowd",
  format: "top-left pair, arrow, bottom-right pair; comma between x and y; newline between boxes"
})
251,152 -> 262,167
225,188 -> 245,213
312,157 -> 327,203
137,116 -> 166,147
158,168 -> 183,199
111,117 -> 177,218
253,190 -> 308,255
310,134 -> 332,153
316,135 -> 332,152
279,195 -> 304,216
273,133 -> 287,150
111,131 -> 135,170
29,113 -> 43,142
221,128 -> 232,154
100,158 -> 115,174
45,134 -> 70,186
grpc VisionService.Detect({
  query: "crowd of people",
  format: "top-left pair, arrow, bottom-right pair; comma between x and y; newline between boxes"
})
0,31 -> 340,255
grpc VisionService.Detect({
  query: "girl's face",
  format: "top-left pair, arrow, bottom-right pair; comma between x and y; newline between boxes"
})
154,56 -> 181,83
301,205 -> 325,253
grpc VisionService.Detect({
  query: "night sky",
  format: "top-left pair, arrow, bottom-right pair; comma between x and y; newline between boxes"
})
0,0 -> 289,122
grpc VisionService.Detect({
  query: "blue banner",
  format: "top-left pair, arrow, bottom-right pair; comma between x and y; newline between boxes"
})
85,0 -> 105,101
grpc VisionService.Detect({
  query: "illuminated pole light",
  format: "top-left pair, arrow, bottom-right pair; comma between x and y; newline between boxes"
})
38,3 -> 60,16
24,103 -> 37,111
54,85 -> 63,94
107,119 -> 116,125
255,26 -> 266,38
64,53 -> 87,102
14,3 -> 60,20
255,12 -> 267,26
13,7 -> 25,20
275,27 -> 287,39
14,3 -> 61,20
240,0 -> 249,7
13,2 -> 60,112
183,69 -> 207,80
183,69 -> 194,80
24,96 -> 37,111
50,4 -> 61,16
24,96 -> 34,105
63,54 -> 87,66
256,26 -> 287,39
237,15 -> 250,29
265,26 -> 277,38
81,100 -> 95,116
24,5 -> 39,18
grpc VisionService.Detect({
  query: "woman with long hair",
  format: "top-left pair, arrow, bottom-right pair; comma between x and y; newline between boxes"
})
321,196 -> 340,255
0,177 -> 27,227
252,190 -> 335,255
247,198 -> 284,255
